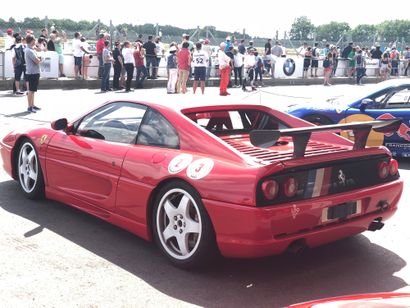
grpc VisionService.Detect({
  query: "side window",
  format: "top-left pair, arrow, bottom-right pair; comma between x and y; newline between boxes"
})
76,102 -> 147,144
385,89 -> 410,109
137,109 -> 179,149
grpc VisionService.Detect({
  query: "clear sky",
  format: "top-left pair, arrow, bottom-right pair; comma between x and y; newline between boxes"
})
2,0 -> 409,38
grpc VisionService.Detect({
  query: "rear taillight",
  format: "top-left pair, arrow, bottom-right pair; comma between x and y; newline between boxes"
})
284,177 -> 298,198
261,179 -> 279,200
389,159 -> 399,176
378,161 -> 389,179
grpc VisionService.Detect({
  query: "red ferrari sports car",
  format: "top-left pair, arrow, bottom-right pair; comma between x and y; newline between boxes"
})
0,101 -> 403,268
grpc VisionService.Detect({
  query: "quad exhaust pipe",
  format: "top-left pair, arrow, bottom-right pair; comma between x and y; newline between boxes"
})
368,218 -> 384,231
287,239 -> 308,254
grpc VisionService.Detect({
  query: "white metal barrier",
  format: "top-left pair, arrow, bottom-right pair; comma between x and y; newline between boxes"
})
0,50 -> 408,79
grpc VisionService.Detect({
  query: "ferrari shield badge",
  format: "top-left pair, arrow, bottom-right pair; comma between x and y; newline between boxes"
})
40,134 -> 48,145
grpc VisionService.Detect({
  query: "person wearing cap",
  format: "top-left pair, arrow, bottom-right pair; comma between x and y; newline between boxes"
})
5,28 -> 15,50
218,42 -> 232,96
167,46 -> 178,94
11,35 -> 26,95
192,42 -> 209,94
224,36 -> 232,53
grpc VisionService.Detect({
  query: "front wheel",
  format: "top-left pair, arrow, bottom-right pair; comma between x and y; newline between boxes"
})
17,139 -> 45,199
152,181 -> 217,269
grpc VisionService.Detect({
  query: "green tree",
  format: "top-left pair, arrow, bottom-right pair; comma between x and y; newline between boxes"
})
23,17 -> 43,29
377,20 -> 410,42
351,24 -> 377,42
315,22 -> 350,42
289,16 -> 315,40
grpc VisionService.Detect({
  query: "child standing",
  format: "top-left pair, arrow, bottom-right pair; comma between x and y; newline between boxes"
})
167,46 -> 178,94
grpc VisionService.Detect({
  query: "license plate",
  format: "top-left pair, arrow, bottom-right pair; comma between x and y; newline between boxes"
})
321,200 -> 362,223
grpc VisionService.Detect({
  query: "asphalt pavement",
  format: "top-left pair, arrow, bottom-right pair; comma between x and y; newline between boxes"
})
0,85 -> 409,307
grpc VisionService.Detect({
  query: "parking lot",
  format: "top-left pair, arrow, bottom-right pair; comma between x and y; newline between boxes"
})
1,85 -> 409,307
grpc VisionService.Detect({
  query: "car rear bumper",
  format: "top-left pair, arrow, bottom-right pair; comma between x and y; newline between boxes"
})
203,179 -> 403,258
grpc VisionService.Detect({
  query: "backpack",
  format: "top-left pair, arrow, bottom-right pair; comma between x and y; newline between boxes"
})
323,59 -> 330,68
14,45 -> 25,67
356,55 -> 362,66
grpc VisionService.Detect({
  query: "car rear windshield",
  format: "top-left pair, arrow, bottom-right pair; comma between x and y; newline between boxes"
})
185,109 -> 289,134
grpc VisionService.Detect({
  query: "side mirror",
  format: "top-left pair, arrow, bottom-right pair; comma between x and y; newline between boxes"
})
359,99 -> 375,112
51,118 -> 68,130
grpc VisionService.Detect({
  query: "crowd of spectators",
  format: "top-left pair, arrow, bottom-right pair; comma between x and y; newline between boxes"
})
3,27 -> 410,97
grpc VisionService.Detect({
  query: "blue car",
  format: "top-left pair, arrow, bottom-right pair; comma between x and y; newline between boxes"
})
287,79 -> 410,156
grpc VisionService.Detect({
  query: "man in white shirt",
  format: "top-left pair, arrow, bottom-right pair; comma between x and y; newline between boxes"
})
154,36 -> 164,79
121,41 -> 135,92
192,42 -> 209,94
243,48 -> 257,91
297,42 -> 308,57
218,42 -> 232,96
72,32 -> 84,79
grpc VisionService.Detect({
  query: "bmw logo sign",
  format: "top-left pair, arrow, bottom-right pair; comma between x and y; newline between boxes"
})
283,58 -> 296,76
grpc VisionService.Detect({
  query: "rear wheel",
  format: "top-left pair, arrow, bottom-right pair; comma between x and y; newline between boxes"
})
303,114 -> 333,126
152,181 -> 217,269
17,139 -> 45,199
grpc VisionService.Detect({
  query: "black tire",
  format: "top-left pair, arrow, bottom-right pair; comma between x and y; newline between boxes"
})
152,181 -> 218,269
16,139 -> 45,200
303,114 -> 333,126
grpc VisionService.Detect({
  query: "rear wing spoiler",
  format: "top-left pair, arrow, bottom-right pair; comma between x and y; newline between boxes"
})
250,119 -> 402,158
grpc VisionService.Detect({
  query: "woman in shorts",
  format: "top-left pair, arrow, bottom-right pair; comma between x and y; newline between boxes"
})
323,52 -> 334,86
380,52 -> 391,81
